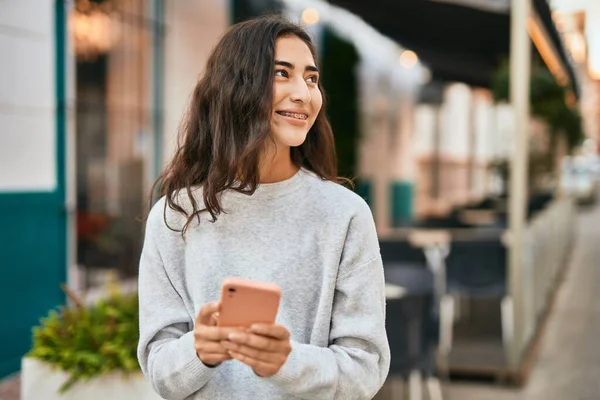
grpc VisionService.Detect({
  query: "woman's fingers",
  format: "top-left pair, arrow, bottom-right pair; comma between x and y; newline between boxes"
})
196,325 -> 242,342
210,312 -> 220,326
195,306 -> 291,376
249,324 -> 290,340
228,351 -> 280,377
195,340 -> 230,355
224,328 -> 292,378
194,302 -> 249,367
227,331 -> 291,354
196,302 -> 220,326
221,340 -> 286,363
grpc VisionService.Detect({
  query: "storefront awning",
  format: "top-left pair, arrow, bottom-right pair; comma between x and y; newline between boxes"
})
327,0 -> 580,98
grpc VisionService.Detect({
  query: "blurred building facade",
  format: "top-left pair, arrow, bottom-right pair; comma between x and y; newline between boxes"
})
1,0 -> 67,378
356,72 -> 512,230
1,0 -> 597,379
551,0 -> 600,152
0,0 -> 233,378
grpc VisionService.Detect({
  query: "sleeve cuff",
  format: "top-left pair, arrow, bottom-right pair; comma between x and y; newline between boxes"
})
178,331 -> 220,379
265,341 -> 335,389
267,341 -> 305,384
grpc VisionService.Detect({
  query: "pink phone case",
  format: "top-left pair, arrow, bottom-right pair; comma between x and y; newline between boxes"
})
217,277 -> 282,327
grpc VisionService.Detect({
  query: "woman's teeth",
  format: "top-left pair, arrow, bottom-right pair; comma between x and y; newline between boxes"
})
278,111 -> 308,120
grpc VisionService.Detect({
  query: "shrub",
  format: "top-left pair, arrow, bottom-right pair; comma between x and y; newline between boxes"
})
27,284 -> 140,393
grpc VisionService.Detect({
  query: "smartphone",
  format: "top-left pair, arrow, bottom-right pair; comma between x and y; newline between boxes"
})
217,277 -> 282,328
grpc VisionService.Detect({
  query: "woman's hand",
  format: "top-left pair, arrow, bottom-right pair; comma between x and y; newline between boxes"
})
194,302 -> 242,367
221,324 -> 292,377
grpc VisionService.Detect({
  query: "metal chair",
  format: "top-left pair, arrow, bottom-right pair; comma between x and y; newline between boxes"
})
384,264 -> 443,400
439,238 -> 513,374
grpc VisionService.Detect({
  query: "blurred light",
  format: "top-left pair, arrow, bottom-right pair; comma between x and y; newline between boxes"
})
553,11 -> 587,64
552,11 -> 568,33
567,33 -> 586,63
589,30 -> 600,80
399,50 -> 418,69
301,8 -> 320,25
70,1 -> 120,61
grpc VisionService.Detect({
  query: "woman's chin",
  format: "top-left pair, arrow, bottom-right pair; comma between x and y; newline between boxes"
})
278,132 -> 309,148
289,138 -> 308,148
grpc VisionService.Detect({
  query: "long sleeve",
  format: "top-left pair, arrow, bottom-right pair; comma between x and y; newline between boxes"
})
137,207 -> 217,400
265,203 -> 391,399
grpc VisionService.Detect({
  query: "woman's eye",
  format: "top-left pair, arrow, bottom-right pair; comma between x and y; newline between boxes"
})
306,76 -> 319,84
275,69 -> 288,78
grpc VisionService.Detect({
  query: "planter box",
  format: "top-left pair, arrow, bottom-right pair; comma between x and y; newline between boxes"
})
21,358 -> 162,400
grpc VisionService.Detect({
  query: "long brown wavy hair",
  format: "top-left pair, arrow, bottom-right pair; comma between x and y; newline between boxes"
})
151,16 -> 344,234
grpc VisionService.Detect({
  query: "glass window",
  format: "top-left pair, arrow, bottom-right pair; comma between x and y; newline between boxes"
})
71,0 -> 162,288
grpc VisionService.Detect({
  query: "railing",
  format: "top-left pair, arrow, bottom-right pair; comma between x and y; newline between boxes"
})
521,196 -> 576,351
380,194 -> 578,378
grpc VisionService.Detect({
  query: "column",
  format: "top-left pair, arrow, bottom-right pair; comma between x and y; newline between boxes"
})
508,0 -> 532,369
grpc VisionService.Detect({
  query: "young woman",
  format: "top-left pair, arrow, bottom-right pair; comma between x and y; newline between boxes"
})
137,16 -> 390,400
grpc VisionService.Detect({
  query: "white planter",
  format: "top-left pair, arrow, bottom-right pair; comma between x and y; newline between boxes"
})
21,357 -> 163,400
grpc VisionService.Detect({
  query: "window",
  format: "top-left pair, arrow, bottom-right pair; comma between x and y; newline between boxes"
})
71,0 -> 163,288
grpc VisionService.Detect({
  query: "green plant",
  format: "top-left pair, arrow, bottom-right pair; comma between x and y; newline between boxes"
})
491,60 -> 585,152
27,284 -> 140,393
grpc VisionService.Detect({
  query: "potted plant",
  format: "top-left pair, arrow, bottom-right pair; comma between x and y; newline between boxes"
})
490,59 -> 585,155
21,284 -> 161,400
490,59 -> 585,199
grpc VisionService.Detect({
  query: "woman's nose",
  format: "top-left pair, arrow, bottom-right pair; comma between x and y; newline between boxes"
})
289,79 -> 311,104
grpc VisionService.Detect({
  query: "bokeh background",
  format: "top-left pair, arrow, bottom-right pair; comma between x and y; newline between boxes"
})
1,0 -> 600,399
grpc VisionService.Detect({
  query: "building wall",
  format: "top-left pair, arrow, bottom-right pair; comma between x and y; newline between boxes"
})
551,0 -> 600,151
412,84 -> 507,218
358,78 -> 510,223
0,0 -> 67,379
71,0 -> 159,288
0,0 -> 233,378
162,0 -> 230,166
0,1 -> 57,192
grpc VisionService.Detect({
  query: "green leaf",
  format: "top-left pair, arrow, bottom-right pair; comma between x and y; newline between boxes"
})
29,289 -> 142,394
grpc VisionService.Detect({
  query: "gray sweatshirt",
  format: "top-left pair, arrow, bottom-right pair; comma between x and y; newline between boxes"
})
137,168 -> 390,400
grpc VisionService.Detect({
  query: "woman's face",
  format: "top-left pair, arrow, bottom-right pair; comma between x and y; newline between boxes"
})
270,35 -> 322,150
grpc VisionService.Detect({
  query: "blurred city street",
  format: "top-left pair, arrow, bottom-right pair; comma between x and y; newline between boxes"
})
2,193 -> 599,399
448,197 -> 600,399
375,194 -> 600,399
2,0 -> 600,399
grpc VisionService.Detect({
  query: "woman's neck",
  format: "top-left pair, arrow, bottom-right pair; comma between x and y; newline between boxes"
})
258,146 -> 299,184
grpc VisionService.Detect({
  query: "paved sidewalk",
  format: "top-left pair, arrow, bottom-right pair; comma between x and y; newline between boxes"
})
0,373 -> 19,400
445,200 -> 600,400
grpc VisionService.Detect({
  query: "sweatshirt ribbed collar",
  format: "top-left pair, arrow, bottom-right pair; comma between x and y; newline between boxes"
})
225,167 -> 309,203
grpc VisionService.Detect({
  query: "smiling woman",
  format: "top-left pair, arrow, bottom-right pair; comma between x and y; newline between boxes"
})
137,15 -> 390,400
268,36 -> 323,177
152,16 -> 340,227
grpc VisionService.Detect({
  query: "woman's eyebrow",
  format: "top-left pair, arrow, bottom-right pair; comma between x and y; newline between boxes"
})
275,60 -> 319,73
275,60 -> 293,69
